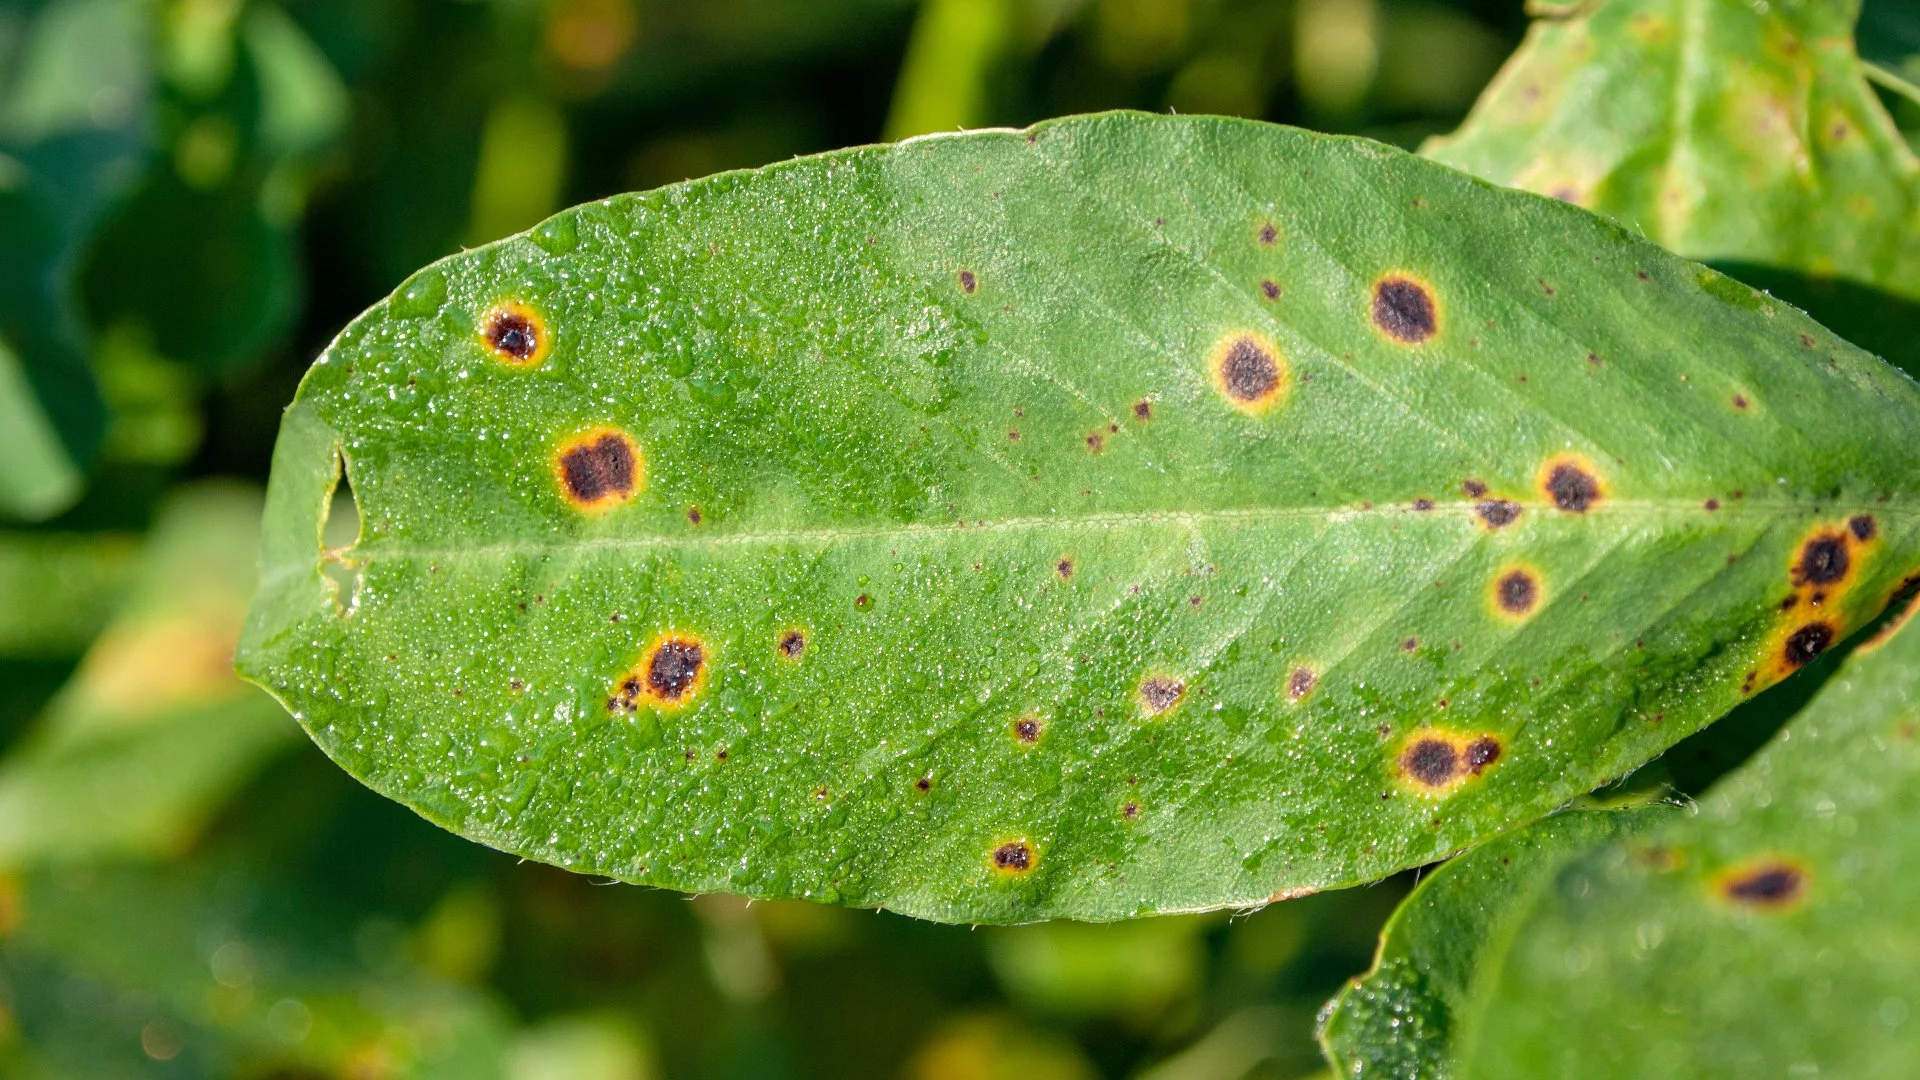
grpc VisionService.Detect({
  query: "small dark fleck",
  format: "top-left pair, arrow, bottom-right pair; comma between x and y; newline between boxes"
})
509,678 -> 525,691
1732,394 -> 1749,410
778,629 -> 806,659
1401,637 -> 1419,652
1850,515 -> 1877,542
1587,352 -> 1602,366
915,777 -> 931,792
1412,498 -> 1435,511
1007,429 -> 1021,441
1545,462 -> 1601,512
687,507 -> 702,525
1784,622 -> 1835,668
1705,499 -> 1719,511
1400,737 -> 1458,787
1056,558 -> 1074,579
1720,861 -> 1807,908
992,841 -> 1033,872
1122,801 -> 1140,819
1637,269 -> 1650,280
717,748 -> 729,761
1795,535 -> 1850,586
1476,500 -> 1522,528
958,270 -> 978,293
1014,716 -> 1043,744
1261,279 -> 1281,300
1258,222 -> 1278,245
1462,479 -> 1488,498
1372,276 -> 1438,343
854,594 -> 873,612
1287,667 -> 1317,701
1086,432 -> 1105,453
1133,399 -> 1152,421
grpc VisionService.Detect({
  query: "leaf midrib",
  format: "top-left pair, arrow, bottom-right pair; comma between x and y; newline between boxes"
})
339,497 -> 1893,563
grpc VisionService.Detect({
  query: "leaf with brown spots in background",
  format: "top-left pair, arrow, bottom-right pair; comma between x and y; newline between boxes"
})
241,112 -> 1920,923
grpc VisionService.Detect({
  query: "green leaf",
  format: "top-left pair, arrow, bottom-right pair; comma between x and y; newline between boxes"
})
0,336 -> 84,521
1320,604 -> 1920,1077
241,111 -> 1920,923
1424,0 -> 1920,370
0,483 -> 296,866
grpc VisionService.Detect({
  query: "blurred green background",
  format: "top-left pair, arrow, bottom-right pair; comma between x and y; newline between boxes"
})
5,1 -> 1907,1077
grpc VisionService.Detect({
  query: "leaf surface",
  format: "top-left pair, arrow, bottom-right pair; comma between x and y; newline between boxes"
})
1425,0 -> 1920,368
1320,604 -> 1920,1078
241,111 -> 1920,922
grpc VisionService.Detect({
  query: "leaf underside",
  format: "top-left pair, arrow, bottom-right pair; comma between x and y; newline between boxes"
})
1321,608 -> 1920,1078
240,111 -> 1920,923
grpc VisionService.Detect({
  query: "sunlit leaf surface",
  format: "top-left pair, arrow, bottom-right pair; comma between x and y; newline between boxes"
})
242,112 -> 1920,922
1425,0 -> 1920,368
1321,605 -> 1920,1077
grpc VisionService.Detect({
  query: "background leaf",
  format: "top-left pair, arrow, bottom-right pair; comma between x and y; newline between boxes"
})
243,111 -> 1920,923
1320,600 -> 1920,1078
1424,0 -> 1920,370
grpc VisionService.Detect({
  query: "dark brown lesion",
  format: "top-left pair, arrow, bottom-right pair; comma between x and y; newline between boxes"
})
1462,737 -> 1501,774
1132,398 -> 1153,421
1013,716 -> 1044,745
1793,534 -> 1850,587
554,428 -> 641,511
1136,675 -> 1186,716
1371,275 -> 1438,344
1849,515 -> 1877,542
1782,621 -> 1834,668
1717,860 -> 1808,909
1257,222 -> 1278,245
1399,737 -> 1458,788
958,269 -> 978,294
1211,333 -> 1286,410
777,629 -> 807,660
647,638 -> 705,701
1055,558 -> 1074,579
1494,569 -> 1540,617
1287,666 -> 1318,701
480,302 -> 548,365
1476,500 -> 1521,528
991,840 -> 1035,873
1542,460 -> 1602,512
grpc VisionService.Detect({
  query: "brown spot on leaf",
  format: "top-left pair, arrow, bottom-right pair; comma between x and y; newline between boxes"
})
1540,455 -> 1604,512
1850,515 -> 1877,542
1783,622 -> 1834,668
1705,499 -> 1719,511
1476,500 -> 1521,528
608,632 -> 710,712
1461,479 -> 1487,498
991,840 -> 1035,874
1794,533 -> 1850,588
1493,567 -> 1541,618
479,301 -> 548,366
777,629 -> 806,660
1401,637 -> 1419,652
1261,279 -> 1281,300
1055,558 -> 1073,579
1732,394 -> 1749,410
1717,860 -> 1807,909
1372,274 -> 1439,344
554,428 -> 642,513
1287,666 -> 1317,701
1132,399 -> 1152,421
1209,332 -> 1288,413
1463,737 -> 1501,774
1013,715 -> 1044,745
915,776 -> 932,792
958,269 -> 978,293
1399,737 -> 1457,788
1258,222 -> 1278,245
687,507 -> 702,525
1412,498 -> 1434,511
1122,801 -> 1140,819
1137,675 -> 1186,716
1085,431 -> 1105,453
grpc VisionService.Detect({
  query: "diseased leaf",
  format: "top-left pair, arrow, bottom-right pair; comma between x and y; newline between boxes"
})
0,484 -> 295,866
1425,0 -> 1920,368
241,112 -> 1920,923
1320,603 -> 1920,1078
